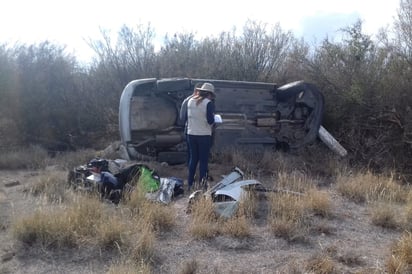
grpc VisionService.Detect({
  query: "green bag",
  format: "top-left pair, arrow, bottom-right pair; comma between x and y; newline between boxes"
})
139,166 -> 160,192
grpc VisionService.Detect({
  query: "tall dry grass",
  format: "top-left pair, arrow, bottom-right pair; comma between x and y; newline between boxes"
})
28,170 -> 69,202
237,190 -> 260,219
275,171 -> 315,193
189,197 -> 219,239
305,253 -> 336,274
52,148 -> 99,169
191,187 -> 262,239
336,171 -> 407,204
221,214 -> 251,238
304,189 -> 333,218
268,192 -> 308,242
336,170 -> 411,230
12,192 -> 160,265
268,172 -> 333,241
123,182 -> 176,232
369,202 -> 400,229
0,145 -> 50,169
387,231 -> 412,273
12,195 -> 105,248
0,146 -> 98,170
129,223 -> 156,263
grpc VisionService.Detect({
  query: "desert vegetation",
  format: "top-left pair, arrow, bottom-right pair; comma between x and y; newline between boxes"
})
2,0 -> 412,273
0,146 -> 411,273
0,1 -> 412,176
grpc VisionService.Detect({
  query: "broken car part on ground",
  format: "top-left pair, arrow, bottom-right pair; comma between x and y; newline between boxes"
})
187,167 -> 302,218
68,160 -> 299,218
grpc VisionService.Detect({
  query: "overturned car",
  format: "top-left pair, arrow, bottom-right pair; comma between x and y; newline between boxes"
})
119,78 -> 328,164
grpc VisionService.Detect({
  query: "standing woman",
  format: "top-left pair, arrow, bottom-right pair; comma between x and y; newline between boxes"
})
179,83 -> 201,166
186,82 -> 215,191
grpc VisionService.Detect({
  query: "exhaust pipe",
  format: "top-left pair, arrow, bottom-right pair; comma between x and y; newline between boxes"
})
318,126 -> 348,157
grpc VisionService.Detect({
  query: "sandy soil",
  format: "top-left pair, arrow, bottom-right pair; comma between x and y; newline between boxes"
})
0,163 -> 402,274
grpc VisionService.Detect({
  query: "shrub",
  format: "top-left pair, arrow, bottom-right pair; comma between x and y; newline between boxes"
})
304,189 -> 333,218
305,254 -> 336,274
139,202 -> 176,232
189,197 -> 219,239
221,215 -> 250,238
0,145 -> 49,170
387,231 -> 412,273
129,223 -> 156,263
52,149 -> 98,170
369,202 -> 400,229
28,170 -> 69,202
336,171 -> 407,203
268,192 -> 308,242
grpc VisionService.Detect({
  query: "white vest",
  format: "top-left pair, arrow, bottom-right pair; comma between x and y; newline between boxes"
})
187,97 -> 212,136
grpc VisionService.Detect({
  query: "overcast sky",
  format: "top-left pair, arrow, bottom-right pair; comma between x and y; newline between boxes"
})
1,0 -> 400,62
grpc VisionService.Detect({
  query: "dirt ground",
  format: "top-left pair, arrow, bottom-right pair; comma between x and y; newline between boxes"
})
0,162 -> 403,274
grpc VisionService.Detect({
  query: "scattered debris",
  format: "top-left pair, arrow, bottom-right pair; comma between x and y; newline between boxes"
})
68,158 -> 183,204
146,177 -> 184,204
188,168 -> 262,218
4,180 -> 20,188
188,167 -> 305,218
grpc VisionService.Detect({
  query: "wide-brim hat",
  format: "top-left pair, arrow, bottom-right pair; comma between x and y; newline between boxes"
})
197,82 -> 215,96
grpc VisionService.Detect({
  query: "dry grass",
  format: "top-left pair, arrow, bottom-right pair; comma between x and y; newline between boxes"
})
11,164 -> 176,271
399,192 -> 412,231
107,260 -> 152,274
210,147 -> 266,176
304,189 -> 333,218
305,253 -> 336,274
189,197 -> 219,239
387,231 -> 412,273
139,202 -> 176,232
369,202 -> 400,229
129,223 -> 156,263
221,215 -> 251,238
237,190 -> 260,219
259,150 -> 313,175
188,191 -> 253,239
8,150 -> 412,273
0,145 -> 50,169
336,171 -> 407,204
12,193 -> 160,268
275,171 -> 314,193
123,182 -> 147,214
52,149 -> 98,169
95,214 -> 129,249
0,146 -> 98,170
268,192 -> 308,242
178,259 -> 199,274
268,172 -> 332,241
12,196 -> 102,247
28,170 -> 69,202
123,183 -> 176,232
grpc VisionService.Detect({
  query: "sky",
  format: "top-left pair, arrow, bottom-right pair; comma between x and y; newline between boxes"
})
1,0 -> 400,63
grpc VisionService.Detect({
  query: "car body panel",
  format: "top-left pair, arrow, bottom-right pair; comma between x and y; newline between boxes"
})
119,78 -> 324,163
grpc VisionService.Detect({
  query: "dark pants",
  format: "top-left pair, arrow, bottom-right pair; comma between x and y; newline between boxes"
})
187,134 -> 211,187
185,133 -> 190,167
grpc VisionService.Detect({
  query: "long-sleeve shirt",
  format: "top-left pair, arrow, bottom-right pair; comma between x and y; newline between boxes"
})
179,94 -> 194,131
